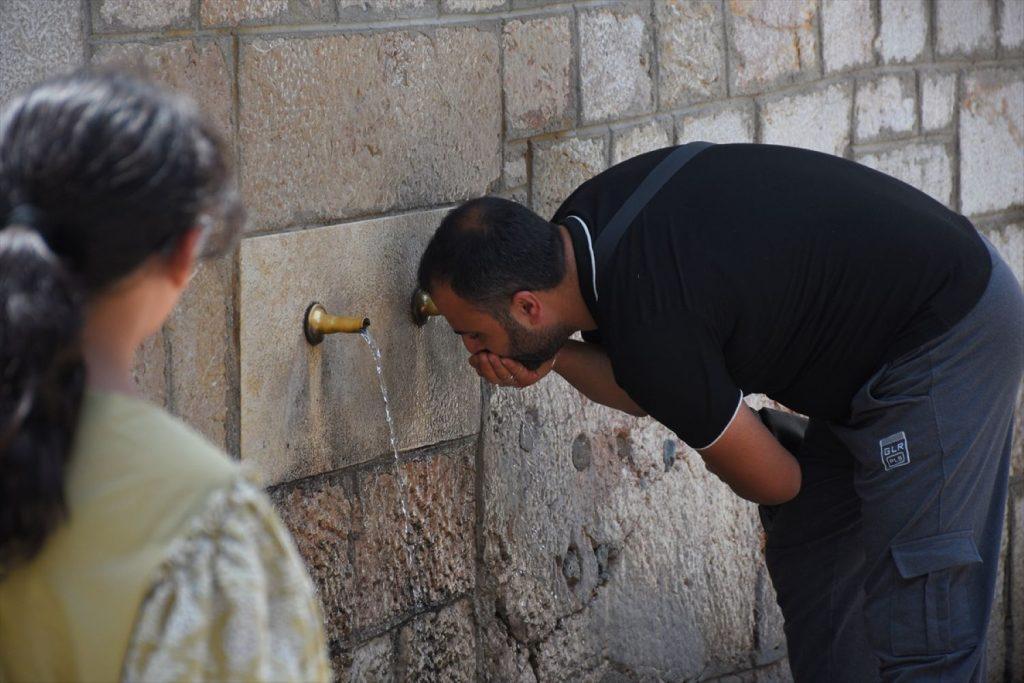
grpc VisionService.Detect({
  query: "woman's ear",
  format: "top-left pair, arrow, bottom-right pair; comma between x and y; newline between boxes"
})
164,227 -> 204,289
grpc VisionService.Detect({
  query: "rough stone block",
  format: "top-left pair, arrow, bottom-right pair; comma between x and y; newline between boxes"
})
921,69 -> 958,132
822,0 -> 875,73
337,0 -> 434,21
760,82 -> 853,156
754,565 -> 787,666
503,142 -> 528,189
960,69 -> 1024,216
397,600 -> 476,681
238,28 -> 500,231
1001,0 -> 1024,53
271,441 -> 475,645
444,0 -> 506,11
338,635 -> 393,682
656,0 -> 727,109
530,136 -> 607,219
94,0 -> 191,31
579,6 -> 654,123
239,209 -> 481,485
503,14 -> 574,137
479,382 -> 762,680
875,0 -> 929,64
855,73 -> 917,143
726,0 -> 818,96
92,39 -> 234,145
677,100 -> 756,144
936,0 -> 997,59
0,1 -> 85,105
201,0 -> 335,26
132,331 -> 168,406
856,141 -> 955,208
612,119 -> 672,165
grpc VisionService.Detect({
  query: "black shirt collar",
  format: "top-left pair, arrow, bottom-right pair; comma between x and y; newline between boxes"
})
560,214 -> 601,326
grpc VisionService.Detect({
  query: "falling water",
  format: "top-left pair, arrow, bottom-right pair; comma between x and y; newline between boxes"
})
361,328 -> 424,606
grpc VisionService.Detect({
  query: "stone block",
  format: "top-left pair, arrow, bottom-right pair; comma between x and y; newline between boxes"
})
92,39 -> 234,145
656,0 -> 727,109
503,14 -> 574,137
579,6 -> 654,123
503,142 -> 528,189
822,0 -> 875,73
397,600 -> 476,681
677,100 -> 756,144
338,635 -> 394,682
760,82 -> 853,156
530,136 -> 607,219
611,119 -> 672,166
936,0 -> 997,59
201,0 -> 335,26
921,69 -> 958,133
875,0 -> 929,64
239,209 -> 481,485
855,73 -> 916,143
94,0 -> 191,31
960,69 -> 1024,216
479,381 -> 762,681
754,565 -> 787,666
726,0 -> 818,96
238,28 -> 500,231
0,1 -> 85,106
133,331 -> 168,406
1001,0 -> 1024,53
444,0 -> 506,11
271,441 -> 475,645
856,141 -> 955,208
337,0 -> 434,21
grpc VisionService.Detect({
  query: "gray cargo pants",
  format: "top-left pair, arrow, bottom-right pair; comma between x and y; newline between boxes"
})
760,237 -> 1024,682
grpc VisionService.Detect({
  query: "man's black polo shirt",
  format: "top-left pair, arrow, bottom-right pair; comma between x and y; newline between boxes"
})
552,143 -> 991,449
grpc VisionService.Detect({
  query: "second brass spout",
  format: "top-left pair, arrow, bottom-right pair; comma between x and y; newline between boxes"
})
304,302 -> 369,345
411,288 -> 440,326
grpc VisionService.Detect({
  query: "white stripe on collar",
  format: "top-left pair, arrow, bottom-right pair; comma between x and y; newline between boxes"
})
565,214 -> 599,302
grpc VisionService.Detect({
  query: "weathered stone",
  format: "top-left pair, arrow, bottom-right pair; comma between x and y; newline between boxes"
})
339,635 -> 394,682
133,331 -> 168,406
1001,0 -> 1024,53
444,0 -> 506,11
579,6 -> 654,123
856,141 -> 955,208
656,0 -> 727,109
960,69 -> 1024,216
238,209 -> 480,484
725,0 -> 818,96
822,0 -> 875,73
855,73 -> 916,143
760,82 -> 853,156
0,1 -> 85,105
754,659 -> 794,682
754,565 -> 787,666
611,119 -> 673,165
480,382 -> 763,681
936,0 -> 997,59
165,255 -> 236,452
397,600 -> 476,681
678,101 -> 756,144
92,39 -> 234,146
875,0 -> 929,64
337,0 -> 434,21
531,136 -> 607,219
94,0 -> 191,31
271,441 -> 475,645
201,0 -> 335,26
921,69 -> 958,132
503,14 -> 574,136
504,142 -> 528,189
238,28 -> 500,231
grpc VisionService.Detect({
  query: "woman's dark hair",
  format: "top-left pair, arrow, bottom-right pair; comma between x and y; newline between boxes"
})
416,196 -> 566,312
0,69 -> 243,570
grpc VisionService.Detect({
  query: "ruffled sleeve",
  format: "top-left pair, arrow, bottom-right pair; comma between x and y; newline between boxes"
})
121,479 -> 331,683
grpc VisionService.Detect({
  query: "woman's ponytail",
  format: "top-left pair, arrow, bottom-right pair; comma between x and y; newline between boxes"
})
0,217 -> 86,571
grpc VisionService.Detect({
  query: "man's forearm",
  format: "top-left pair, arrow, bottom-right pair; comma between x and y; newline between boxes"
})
553,340 -> 647,416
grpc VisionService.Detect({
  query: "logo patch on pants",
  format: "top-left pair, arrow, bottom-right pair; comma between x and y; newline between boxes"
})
880,432 -> 910,471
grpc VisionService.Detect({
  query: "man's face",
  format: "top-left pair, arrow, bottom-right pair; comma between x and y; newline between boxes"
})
430,282 -> 570,370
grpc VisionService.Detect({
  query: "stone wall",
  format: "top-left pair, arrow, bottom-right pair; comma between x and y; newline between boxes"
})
1,0 -> 1022,680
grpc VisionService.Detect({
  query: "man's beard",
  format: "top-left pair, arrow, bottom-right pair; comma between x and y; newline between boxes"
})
500,314 -> 573,371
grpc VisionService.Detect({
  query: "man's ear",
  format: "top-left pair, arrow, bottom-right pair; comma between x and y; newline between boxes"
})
510,291 -> 543,326
164,227 -> 204,289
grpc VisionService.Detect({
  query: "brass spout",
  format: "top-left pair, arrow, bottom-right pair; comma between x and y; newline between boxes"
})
411,288 -> 440,326
304,302 -> 369,345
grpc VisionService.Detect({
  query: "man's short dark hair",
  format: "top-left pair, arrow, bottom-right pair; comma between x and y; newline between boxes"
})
417,196 -> 566,310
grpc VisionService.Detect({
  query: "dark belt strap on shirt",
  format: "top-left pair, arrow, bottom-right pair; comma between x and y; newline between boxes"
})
593,141 -> 713,285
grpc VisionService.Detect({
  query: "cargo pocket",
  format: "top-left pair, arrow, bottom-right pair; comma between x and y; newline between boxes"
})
888,530 -> 982,655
